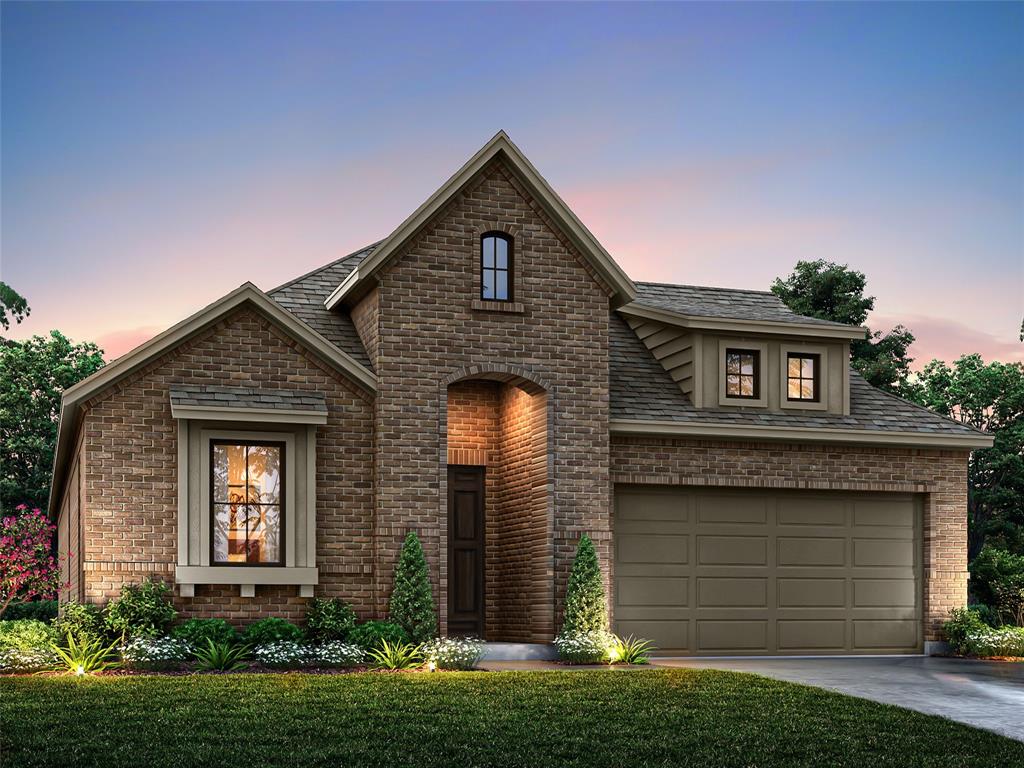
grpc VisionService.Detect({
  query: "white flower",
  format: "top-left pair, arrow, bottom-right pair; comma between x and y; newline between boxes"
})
120,636 -> 192,667
423,637 -> 484,670
554,630 -> 615,663
0,647 -> 58,672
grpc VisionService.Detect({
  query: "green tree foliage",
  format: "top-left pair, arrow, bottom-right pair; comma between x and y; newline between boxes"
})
0,283 -> 30,331
771,260 -> 916,396
916,355 -> 1024,560
388,532 -> 436,643
0,330 -> 105,511
561,534 -> 609,635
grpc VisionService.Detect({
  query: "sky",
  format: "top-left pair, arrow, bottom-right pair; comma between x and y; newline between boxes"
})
2,2 -> 1022,365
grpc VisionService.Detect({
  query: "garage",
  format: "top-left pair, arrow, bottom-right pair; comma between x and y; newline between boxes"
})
613,486 -> 922,655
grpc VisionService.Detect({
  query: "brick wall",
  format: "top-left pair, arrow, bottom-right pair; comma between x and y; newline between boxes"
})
69,306 -> 377,625
609,435 -> 970,641
374,157 -> 612,639
351,286 -> 380,369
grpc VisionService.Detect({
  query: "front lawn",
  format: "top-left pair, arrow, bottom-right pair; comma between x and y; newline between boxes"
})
1,669 -> 1020,767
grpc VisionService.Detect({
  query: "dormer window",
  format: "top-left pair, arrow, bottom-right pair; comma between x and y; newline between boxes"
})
481,233 -> 512,301
787,353 -> 820,402
725,349 -> 760,399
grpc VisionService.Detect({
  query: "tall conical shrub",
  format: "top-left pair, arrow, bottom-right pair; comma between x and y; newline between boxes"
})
561,534 -> 609,635
388,531 -> 437,643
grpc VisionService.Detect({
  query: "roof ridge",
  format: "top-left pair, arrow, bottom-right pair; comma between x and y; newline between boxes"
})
269,240 -> 383,295
635,280 -> 777,296
848,370 -> 988,436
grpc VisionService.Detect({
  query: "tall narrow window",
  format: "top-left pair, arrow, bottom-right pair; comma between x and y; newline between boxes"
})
725,349 -> 760,399
481,233 -> 512,301
211,440 -> 284,565
787,353 -> 820,402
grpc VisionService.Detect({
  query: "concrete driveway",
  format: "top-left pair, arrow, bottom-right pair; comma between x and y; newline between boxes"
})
652,656 -> 1024,741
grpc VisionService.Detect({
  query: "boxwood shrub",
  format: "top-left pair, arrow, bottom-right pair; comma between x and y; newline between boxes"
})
347,621 -> 409,651
173,618 -> 238,648
244,617 -> 303,645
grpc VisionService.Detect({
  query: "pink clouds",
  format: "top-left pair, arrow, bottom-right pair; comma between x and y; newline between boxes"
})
95,326 -> 162,361
870,313 -> 1023,368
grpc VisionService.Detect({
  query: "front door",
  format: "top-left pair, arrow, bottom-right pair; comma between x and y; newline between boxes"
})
448,465 -> 485,637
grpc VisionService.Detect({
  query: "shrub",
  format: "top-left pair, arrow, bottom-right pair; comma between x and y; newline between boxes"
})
368,640 -> 422,670
307,641 -> 365,668
964,625 -> 1024,658
3,600 -> 58,622
970,546 -> 1024,625
554,629 -> 614,664
51,633 -> 119,675
609,634 -> 654,665
423,637 -> 484,670
306,598 -> 357,641
253,640 -> 308,669
120,636 -> 192,670
944,608 -> 989,655
561,534 -> 608,636
244,617 -> 304,645
389,532 -> 436,643
53,600 -> 104,645
195,640 -> 250,672
347,620 -> 410,651
173,618 -> 238,647
0,619 -> 58,672
968,603 -> 1001,628
0,506 -> 62,618
104,579 -> 177,639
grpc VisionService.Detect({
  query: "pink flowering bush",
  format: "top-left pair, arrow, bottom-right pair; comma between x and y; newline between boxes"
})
0,505 -> 63,619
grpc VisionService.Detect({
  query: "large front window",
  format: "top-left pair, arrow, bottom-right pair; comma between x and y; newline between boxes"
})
211,440 -> 284,565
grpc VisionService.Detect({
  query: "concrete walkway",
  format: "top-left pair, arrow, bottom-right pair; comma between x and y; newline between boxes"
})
651,656 -> 1024,741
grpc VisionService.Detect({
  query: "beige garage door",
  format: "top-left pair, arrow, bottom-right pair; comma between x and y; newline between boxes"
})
613,486 -> 922,655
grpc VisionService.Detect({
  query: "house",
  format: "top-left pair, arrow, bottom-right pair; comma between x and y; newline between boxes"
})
50,132 -> 991,655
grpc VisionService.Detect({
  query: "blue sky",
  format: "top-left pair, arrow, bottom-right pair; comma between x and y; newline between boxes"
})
2,2 -> 1021,363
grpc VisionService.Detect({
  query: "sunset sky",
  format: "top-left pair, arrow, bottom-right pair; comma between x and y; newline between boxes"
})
2,2 -> 1022,365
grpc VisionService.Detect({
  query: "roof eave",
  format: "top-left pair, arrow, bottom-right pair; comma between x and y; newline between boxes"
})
325,131 -> 637,311
618,303 -> 868,340
608,418 -> 995,450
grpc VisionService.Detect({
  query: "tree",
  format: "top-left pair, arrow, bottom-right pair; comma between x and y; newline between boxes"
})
560,534 -> 608,635
388,531 -> 436,643
0,331 -> 105,511
0,282 -> 30,331
771,260 -> 917,396
0,505 -> 62,618
916,355 -> 1024,560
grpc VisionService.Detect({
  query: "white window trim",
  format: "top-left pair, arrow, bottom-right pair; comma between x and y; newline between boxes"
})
718,340 -> 768,407
779,343 -> 829,411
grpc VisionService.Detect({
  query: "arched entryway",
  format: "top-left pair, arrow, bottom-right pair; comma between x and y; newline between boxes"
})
440,366 -> 554,642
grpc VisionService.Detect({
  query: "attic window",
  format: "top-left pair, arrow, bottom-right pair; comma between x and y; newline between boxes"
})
481,233 -> 512,301
787,353 -> 820,402
725,349 -> 760,399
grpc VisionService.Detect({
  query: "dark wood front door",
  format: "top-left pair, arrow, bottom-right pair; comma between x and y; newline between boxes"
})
447,465 -> 485,637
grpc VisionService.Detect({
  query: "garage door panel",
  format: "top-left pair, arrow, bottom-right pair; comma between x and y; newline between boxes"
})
618,534 -> 688,564
698,577 -> 767,608
853,619 -> 918,650
777,578 -> 845,608
777,537 -> 846,567
854,579 -> 916,608
777,620 -> 846,651
698,620 -> 768,652
696,495 -> 768,525
777,498 -> 846,527
698,536 -> 767,565
614,487 -> 921,656
618,576 -> 687,607
853,539 -> 914,567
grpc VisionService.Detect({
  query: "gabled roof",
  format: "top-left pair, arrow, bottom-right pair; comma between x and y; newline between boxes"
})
608,312 -> 992,448
48,282 -> 377,516
324,131 -> 637,309
620,282 -> 867,340
270,243 -> 378,368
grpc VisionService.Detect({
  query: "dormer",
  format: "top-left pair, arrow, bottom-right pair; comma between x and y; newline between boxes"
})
617,283 -> 866,416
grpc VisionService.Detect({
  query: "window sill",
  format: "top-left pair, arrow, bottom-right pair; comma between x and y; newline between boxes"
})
471,300 -> 524,314
175,565 -> 318,598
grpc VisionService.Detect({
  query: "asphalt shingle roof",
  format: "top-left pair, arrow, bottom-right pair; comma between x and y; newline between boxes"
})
609,312 -> 983,436
633,282 -> 857,329
169,385 -> 327,413
269,244 -> 378,369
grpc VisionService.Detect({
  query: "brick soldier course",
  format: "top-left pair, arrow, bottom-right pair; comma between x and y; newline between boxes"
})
51,132 -> 990,654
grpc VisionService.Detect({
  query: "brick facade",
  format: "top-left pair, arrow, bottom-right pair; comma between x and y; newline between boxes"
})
609,436 -> 970,641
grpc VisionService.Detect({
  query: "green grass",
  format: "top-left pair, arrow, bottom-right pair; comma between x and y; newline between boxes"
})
1,669 -> 1021,767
